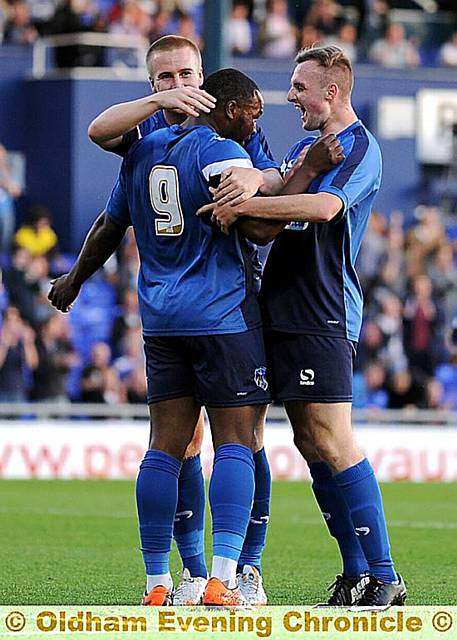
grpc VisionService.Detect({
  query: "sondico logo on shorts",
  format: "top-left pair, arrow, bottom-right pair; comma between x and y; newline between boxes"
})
300,369 -> 315,386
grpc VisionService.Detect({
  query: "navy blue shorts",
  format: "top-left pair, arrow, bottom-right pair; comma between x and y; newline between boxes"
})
265,331 -> 356,403
144,328 -> 271,407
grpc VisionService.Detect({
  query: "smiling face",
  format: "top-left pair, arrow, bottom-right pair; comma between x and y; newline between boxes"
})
287,60 -> 331,131
148,45 -> 203,93
227,90 -> 264,145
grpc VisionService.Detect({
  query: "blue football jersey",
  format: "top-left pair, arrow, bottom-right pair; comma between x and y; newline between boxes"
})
260,120 -> 382,342
136,112 -> 279,293
106,124 -> 263,336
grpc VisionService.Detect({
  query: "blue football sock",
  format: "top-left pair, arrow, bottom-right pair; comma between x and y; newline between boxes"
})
173,454 -> 207,578
335,458 -> 397,583
309,461 -> 369,577
209,444 -> 255,562
136,449 -> 182,576
238,447 -> 271,574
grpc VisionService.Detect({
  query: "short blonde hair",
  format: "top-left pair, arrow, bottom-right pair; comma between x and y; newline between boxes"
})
146,35 -> 201,75
295,45 -> 353,96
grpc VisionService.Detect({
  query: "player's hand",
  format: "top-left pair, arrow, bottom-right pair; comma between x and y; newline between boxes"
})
156,87 -> 216,117
197,202 -> 240,234
212,167 -> 264,206
301,133 -> 345,176
48,274 -> 80,312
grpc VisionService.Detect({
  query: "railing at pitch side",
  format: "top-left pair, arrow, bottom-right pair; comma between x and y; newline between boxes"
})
0,403 -> 455,426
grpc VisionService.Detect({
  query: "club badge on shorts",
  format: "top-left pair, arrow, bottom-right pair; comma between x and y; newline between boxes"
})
254,367 -> 269,391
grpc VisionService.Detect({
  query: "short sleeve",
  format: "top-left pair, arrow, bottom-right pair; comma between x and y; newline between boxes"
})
316,128 -> 381,214
245,128 -> 278,171
105,165 -> 131,228
199,136 -> 253,182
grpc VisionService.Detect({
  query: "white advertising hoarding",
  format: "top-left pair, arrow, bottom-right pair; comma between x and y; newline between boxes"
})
1,421 -> 456,482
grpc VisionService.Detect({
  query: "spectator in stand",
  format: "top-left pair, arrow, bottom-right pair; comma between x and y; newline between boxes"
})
386,369 -> 427,409
27,254 -> 56,325
47,0 -> 103,67
323,22 -> 357,63
175,12 -> 201,49
376,211 -> 407,300
113,327 -> 145,405
125,366 -> 147,403
227,1 -> 252,56
0,143 -> 21,256
435,319 -> 457,410
258,0 -> 297,58
373,289 -> 408,374
439,31 -> 457,68
117,228 -> 139,291
406,206 -> 447,278
108,0 -> 151,36
306,0 -> 342,37
3,245 -> 36,325
113,326 -> 143,379
3,0 -> 38,45
369,23 -> 420,68
3,244 -> 55,327
403,274 -> 441,377
361,0 -> 389,53
31,312 -> 78,402
0,306 -> 38,402
147,9 -> 172,42
80,340 -> 124,403
299,24 -> 323,50
357,210 -> 387,295
14,207 -> 58,258
425,378 -> 445,410
358,360 -> 389,409
428,242 -> 457,326
111,286 -> 140,357
356,320 -> 386,371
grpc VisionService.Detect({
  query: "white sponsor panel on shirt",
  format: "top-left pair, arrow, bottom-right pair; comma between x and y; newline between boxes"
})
0,421 -> 456,482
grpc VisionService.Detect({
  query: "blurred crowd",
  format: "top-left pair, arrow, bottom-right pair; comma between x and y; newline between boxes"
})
0,186 -> 457,410
0,0 -> 456,68
354,206 -> 457,411
0,204 -> 147,405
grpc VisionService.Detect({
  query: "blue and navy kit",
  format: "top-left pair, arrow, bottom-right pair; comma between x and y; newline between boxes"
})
260,120 -> 382,343
115,110 -> 278,291
106,124 -> 263,337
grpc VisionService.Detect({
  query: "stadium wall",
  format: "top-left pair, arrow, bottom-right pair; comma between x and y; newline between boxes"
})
1,422 -> 456,482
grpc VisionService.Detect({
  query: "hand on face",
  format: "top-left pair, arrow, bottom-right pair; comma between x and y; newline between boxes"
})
156,86 -> 216,117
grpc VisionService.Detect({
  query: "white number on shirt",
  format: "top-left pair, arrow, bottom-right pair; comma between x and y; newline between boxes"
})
149,165 -> 184,236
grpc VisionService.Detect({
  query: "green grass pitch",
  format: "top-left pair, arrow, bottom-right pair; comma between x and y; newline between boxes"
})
1,480 -> 456,605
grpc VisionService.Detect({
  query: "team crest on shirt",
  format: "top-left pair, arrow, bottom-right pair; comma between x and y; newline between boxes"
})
254,367 -> 269,391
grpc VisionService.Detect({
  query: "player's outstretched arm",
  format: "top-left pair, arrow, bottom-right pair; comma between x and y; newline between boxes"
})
88,88 -> 216,150
48,212 -> 127,312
